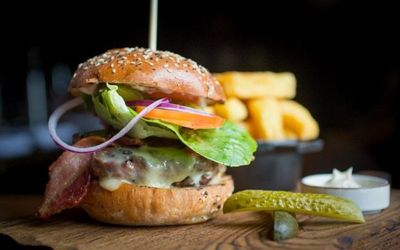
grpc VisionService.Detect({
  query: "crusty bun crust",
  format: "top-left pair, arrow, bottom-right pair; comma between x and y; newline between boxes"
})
80,176 -> 234,226
69,48 -> 225,105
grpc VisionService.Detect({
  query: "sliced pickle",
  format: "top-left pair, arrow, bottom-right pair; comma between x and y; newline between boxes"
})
271,211 -> 299,242
223,190 -> 365,223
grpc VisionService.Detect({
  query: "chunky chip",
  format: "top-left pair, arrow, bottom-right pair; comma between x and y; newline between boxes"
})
283,127 -> 298,140
280,100 -> 319,140
215,71 -> 296,99
214,97 -> 248,122
213,71 -> 319,141
248,98 -> 285,140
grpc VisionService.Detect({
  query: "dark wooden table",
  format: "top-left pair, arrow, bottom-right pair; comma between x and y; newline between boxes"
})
1,190 -> 399,250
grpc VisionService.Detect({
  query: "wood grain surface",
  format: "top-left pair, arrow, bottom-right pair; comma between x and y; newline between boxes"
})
1,191 -> 399,250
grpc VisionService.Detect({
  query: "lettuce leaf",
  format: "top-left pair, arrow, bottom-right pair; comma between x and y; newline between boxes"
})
93,85 -> 177,139
177,122 -> 257,166
91,85 -> 257,166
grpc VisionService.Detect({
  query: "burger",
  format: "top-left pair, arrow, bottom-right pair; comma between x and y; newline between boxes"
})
37,47 -> 257,225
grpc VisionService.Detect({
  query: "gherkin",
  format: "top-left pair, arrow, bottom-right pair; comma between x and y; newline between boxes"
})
224,190 -> 365,223
271,211 -> 299,242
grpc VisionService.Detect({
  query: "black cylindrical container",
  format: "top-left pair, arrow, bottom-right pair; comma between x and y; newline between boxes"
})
227,140 -> 323,191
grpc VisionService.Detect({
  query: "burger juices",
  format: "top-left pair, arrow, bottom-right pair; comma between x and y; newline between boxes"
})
37,48 -> 257,225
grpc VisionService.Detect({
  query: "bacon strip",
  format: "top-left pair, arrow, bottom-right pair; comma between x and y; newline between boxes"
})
37,136 -> 103,218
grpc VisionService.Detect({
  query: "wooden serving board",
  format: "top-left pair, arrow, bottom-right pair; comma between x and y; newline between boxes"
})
1,191 -> 400,250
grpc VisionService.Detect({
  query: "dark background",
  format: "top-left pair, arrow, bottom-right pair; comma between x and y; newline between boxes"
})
0,0 -> 398,193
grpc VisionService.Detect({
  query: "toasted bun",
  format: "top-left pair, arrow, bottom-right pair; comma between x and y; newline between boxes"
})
69,47 -> 225,105
80,176 -> 234,226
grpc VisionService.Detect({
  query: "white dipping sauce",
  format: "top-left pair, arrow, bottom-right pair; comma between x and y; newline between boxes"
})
324,167 -> 361,188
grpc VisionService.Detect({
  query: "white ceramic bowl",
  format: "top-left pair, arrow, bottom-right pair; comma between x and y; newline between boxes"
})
301,174 -> 390,214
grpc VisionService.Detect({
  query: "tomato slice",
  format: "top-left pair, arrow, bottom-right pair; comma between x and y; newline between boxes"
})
135,106 -> 225,129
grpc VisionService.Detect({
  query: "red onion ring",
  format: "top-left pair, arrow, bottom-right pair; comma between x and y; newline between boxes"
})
127,100 -> 213,116
48,97 -> 167,153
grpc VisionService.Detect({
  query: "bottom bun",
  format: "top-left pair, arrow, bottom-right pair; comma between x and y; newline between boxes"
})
80,176 -> 234,226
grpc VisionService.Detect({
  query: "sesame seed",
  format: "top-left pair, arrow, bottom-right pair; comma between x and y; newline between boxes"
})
164,64 -> 169,68
112,68 -> 116,74
145,61 -> 154,66
125,48 -> 133,52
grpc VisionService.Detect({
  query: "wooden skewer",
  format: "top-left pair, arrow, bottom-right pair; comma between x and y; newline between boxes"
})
149,0 -> 158,50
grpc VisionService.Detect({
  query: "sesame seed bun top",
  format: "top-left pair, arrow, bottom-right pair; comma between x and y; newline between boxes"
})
69,47 -> 225,105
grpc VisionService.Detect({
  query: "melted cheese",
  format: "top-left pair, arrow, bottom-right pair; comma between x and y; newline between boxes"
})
94,146 -> 225,191
99,177 -> 131,191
